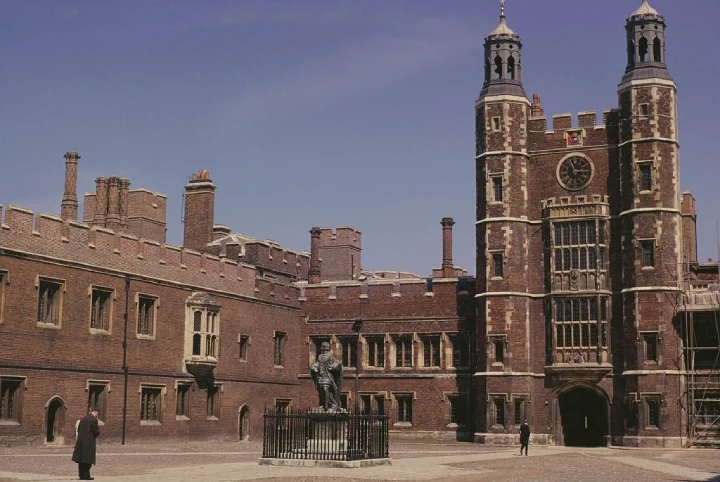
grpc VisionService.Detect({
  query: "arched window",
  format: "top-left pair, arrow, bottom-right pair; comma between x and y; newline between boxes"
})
507,55 -> 515,80
639,37 -> 648,62
485,57 -> 491,82
193,333 -> 201,355
494,55 -> 503,79
653,37 -> 662,62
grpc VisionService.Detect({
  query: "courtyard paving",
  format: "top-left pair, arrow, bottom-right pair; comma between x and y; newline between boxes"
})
0,440 -> 719,481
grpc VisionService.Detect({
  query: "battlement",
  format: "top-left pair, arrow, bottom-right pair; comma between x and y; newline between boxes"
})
317,226 -> 361,249
0,204 -> 300,307
541,195 -> 610,219
244,240 -> 311,279
528,109 -> 620,151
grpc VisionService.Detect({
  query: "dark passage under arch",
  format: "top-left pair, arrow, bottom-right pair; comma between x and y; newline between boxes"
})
559,386 -> 607,447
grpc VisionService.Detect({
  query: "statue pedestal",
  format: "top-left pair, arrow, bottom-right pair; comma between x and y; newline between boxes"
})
306,408 -> 349,456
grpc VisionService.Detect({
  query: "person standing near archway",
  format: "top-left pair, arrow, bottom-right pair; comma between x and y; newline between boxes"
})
520,420 -> 530,456
72,408 -> 100,480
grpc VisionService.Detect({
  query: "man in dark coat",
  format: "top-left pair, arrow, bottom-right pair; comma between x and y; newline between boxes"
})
519,419 -> 530,456
72,408 -> 100,480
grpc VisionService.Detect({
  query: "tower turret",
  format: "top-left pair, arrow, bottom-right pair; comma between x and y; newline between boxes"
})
480,0 -> 525,98
622,0 -> 671,83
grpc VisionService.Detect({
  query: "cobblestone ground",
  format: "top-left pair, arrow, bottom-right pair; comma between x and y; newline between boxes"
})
0,441 -> 719,481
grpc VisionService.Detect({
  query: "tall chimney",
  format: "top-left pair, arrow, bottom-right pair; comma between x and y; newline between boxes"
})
441,217 -> 455,278
106,176 -> 121,231
681,191 -> 698,264
530,93 -> 544,117
308,227 -> 322,284
183,169 -> 215,251
61,151 -> 80,221
93,177 -> 108,227
118,178 -> 130,232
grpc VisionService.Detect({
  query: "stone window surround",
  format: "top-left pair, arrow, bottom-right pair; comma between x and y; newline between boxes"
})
88,285 -> 115,335
174,380 -> 192,421
442,391 -> 469,428
489,250 -> 504,279
0,375 -> 26,425
637,238 -> 656,269
488,173 -> 504,204
362,334 -> 386,370
511,393 -> 530,426
635,159 -> 655,193
418,333 -> 442,369
391,391 -> 415,427
391,334 -> 414,369
359,391 -> 387,414
488,334 -> 507,367
135,293 -> 159,340
448,333 -> 471,370
273,331 -> 287,368
237,334 -> 250,362
640,392 -> 662,429
488,393 -> 508,428
138,383 -> 166,425
206,383 -> 222,420
35,275 -> 66,329
639,331 -> 661,365
85,380 -> 110,425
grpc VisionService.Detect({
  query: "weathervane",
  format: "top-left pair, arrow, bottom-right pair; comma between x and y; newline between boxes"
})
500,0 -> 505,18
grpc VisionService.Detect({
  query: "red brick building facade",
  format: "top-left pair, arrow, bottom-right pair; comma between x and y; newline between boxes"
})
2,1 -> 718,448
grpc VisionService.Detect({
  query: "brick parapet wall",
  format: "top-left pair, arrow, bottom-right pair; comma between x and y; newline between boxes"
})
244,241 -> 311,280
528,110 -> 620,152
0,204 -> 300,307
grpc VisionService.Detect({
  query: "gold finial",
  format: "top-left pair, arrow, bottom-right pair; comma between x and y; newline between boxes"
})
500,0 -> 505,18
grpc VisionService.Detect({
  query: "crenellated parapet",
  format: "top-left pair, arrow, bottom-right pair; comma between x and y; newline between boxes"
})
317,226 -> 361,249
528,110 -> 620,152
298,275 -> 474,321
0,204 -> 300,307
244,240 -> 311,280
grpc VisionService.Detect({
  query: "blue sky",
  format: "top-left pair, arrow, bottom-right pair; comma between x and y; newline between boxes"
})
0,0 -> 718,276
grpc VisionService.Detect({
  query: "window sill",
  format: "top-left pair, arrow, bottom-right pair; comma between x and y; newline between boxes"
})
364,366 -> 385,371
424,292 -> 434,298
391,367 -> 413,370
446,423 -> 467,429
36,322 -> 61,330
140,420 -> 161,426
641,266 -> 655,271
491,362 -> 505,367
419,366 -> 441,370
89,328 -> 111,336
136,334 -> 156,341
274,365 -> 284,369
0,420 -> 20,426
393,422 -> 412,428
239,358 -> 247,363
176,415 -> 190,422
490,277 -> 504,281
206,416 -> 219,421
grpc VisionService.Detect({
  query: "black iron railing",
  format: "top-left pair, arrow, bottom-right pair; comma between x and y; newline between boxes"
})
262,407 -> 389,461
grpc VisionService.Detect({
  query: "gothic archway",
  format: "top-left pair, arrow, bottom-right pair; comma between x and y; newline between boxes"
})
550,382 -> 609,447
45,396 -> 66,445
238,405 -> 250,441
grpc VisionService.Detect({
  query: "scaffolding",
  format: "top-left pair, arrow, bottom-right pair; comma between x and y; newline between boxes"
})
675,258 -> 720,446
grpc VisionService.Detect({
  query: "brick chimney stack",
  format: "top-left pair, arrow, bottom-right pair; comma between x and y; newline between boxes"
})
106,176 -> 121,231
183,169 -> 215,252
531,93 -> 544,117
118,178 -> 130,232
93,177 -> 108,227
308,227 -> 322,284
61,151 -> 80,221
681,191 -> 698,264
441,217 -> 455,278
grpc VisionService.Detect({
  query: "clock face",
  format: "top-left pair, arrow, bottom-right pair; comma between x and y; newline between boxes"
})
558,156 -> 593,191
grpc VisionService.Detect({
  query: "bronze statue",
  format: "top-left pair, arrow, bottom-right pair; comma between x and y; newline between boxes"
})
310,341 -> 343,410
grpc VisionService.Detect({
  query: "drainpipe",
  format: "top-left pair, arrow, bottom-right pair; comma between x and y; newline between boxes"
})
121,275 -> 130,445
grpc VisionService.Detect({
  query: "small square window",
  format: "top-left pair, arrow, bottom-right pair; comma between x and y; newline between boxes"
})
492,176 -> 503,202
275,399 -> 291,413
493,397 -> 505,426
395,394 -> 413,424
0,378 -> 23,422
37,278 -> 63,325
643,333 -> 658,363
641,240 -> 655,268
639,163 -> 652,191
87,383 -> 108,422
206,385 -> 220,419
90,288 -> 113,332
140,386 -> 162,422
492,338 -> 505,364
492,117 -> 501,131
640,103 -> 649,116
176,383 -> 191,418
238,335 -> 249,361
137,295 -> 157,337
492,253 -> 504,278
646,397 -> 660,428
274,332 -> 287,367
449,395 -> 467,425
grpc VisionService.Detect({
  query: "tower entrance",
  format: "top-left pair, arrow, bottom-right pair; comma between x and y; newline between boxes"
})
558,386 -> 607,446
45,397 -> 66,445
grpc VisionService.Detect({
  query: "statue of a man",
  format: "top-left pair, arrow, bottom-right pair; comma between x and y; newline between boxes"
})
310,341 -> 343,410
